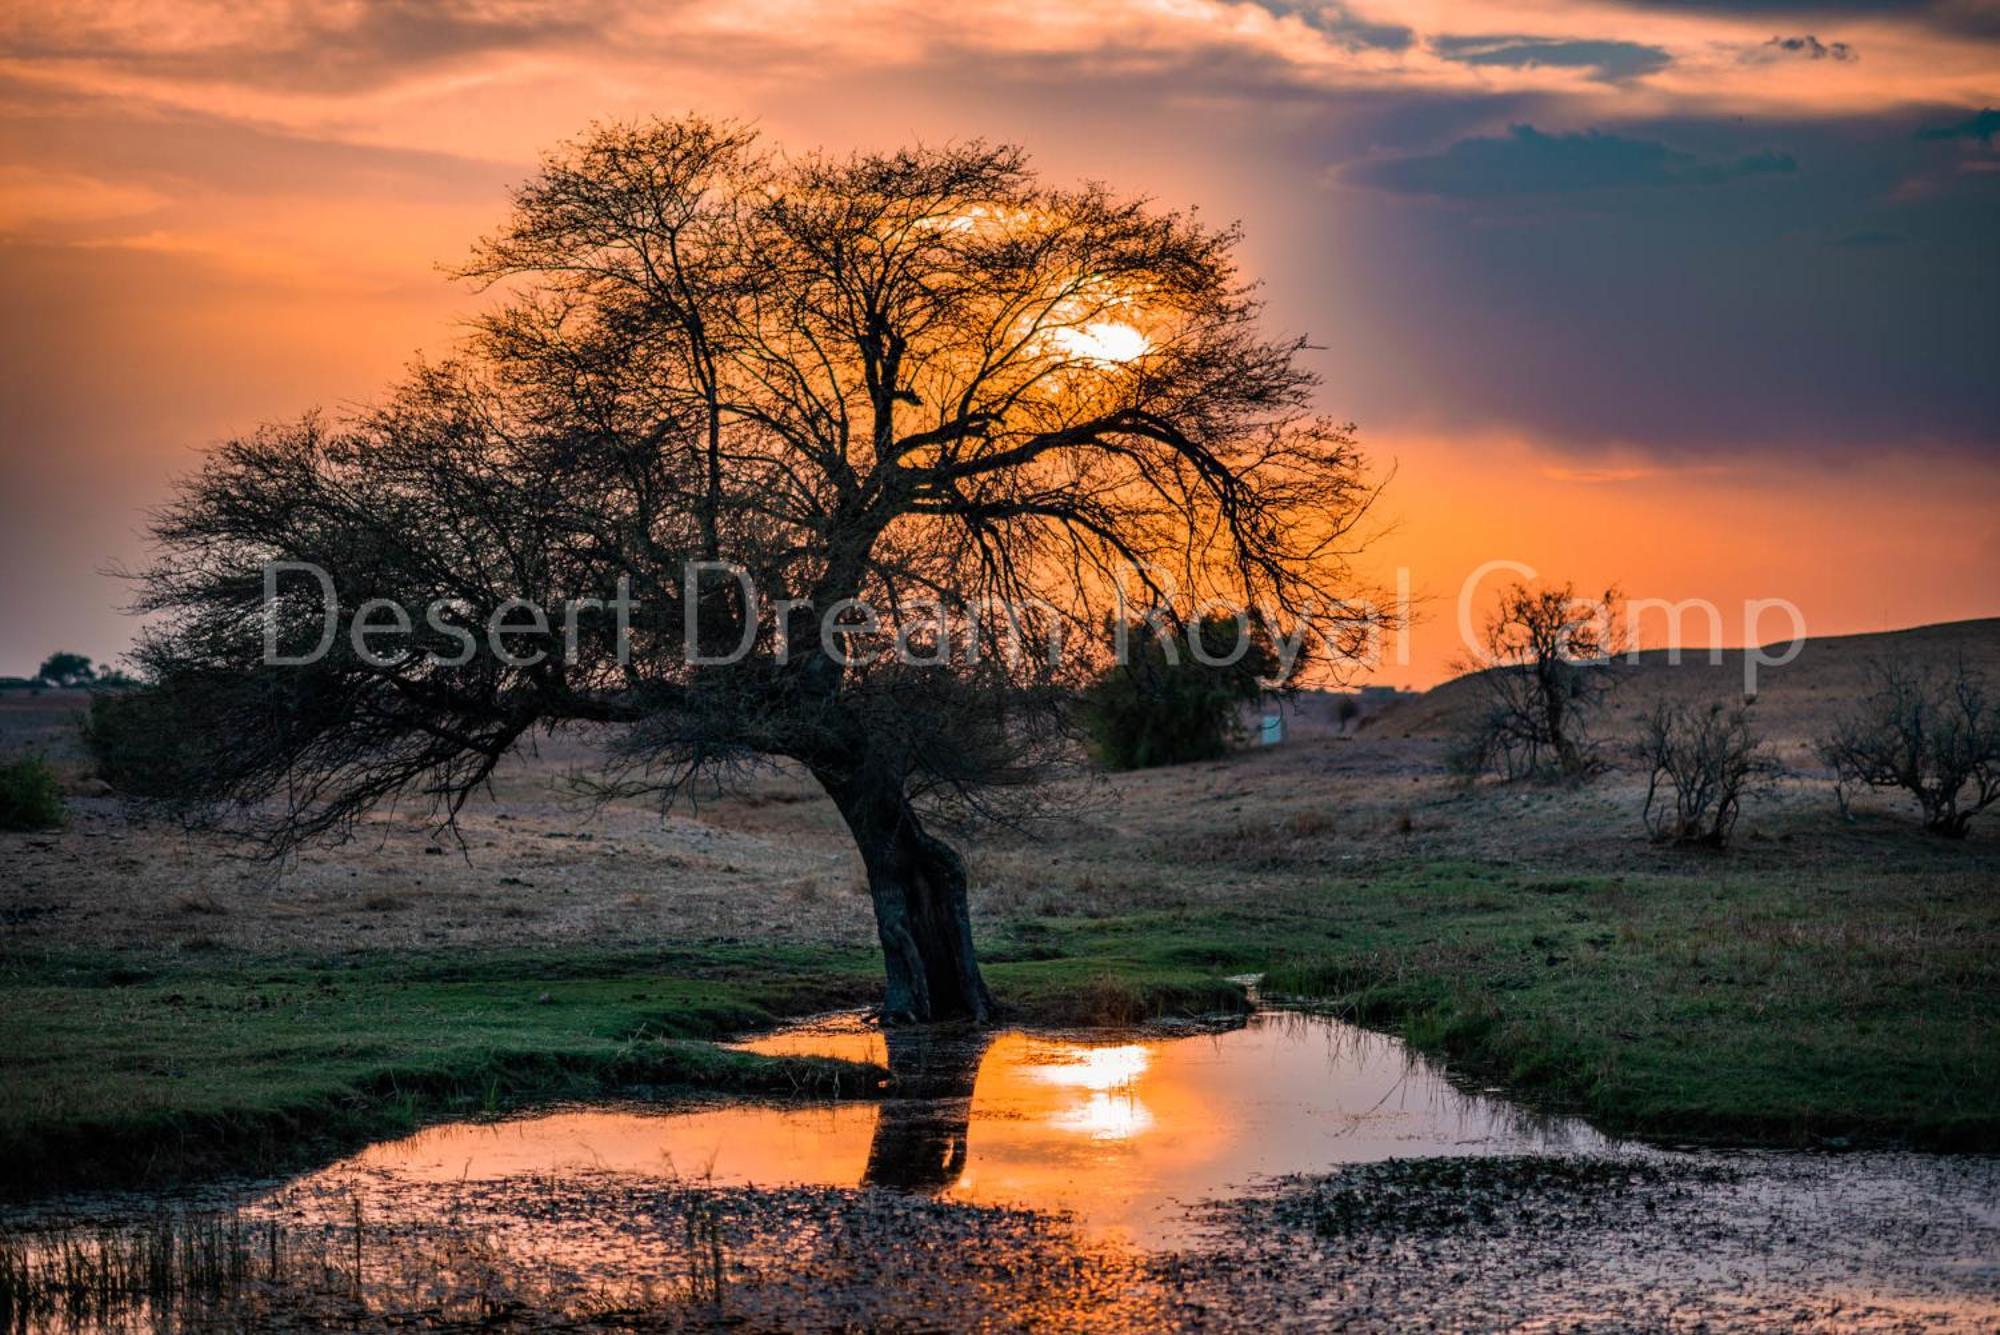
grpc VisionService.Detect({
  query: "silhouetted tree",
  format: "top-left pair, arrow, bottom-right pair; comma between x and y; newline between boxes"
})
35,652 -> 94,688
1448,582 -> 1621,781
1082,615 -> 1293,770
1633,699 -> 1775,847
1819,656 -> 2000,838
117,118 -> 1381,1022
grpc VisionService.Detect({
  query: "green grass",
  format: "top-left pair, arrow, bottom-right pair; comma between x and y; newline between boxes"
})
0,944 -> 889,1195
1260,862 -> 2000,1148
5,859 -> 1995,1195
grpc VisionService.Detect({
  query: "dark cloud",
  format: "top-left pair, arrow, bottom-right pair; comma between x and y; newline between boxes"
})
1761,34 -> 1856,60
1352,124 -> 1795,197
1321,109 -> 2000,454
1918,108 -> 2000,143
1433,35 -> 1673,83
1246,1 -> 1413,51
1608,0 -> 2000,40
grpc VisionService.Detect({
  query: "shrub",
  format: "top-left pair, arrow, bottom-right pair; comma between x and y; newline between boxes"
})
84,685 -> 209,798
1818,656 -> 2000,838
1632,700 -> 1775,847
1083,615 -> 1289,770
0,756 -> 67,831
1444,705 -> 1505,780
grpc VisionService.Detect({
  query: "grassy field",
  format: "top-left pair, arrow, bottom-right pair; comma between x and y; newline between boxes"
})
1261,861 -> 1998,1148
0,944 -> 880,1194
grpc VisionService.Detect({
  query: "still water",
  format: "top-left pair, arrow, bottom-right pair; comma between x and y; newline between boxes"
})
323,1009 -> 1606,1248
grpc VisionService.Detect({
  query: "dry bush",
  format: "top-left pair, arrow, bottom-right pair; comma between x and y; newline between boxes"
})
1632,700 -> 1776,847
1448,582 -> 1622,783
1818,656 -> 2000,838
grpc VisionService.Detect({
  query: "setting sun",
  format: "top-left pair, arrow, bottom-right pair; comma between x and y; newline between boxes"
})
1049,319 -> 1150,364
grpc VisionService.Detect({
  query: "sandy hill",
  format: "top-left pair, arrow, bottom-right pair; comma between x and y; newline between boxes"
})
1368,617 -> 2000,748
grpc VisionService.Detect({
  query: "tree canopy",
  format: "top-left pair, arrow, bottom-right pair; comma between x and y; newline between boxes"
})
121,117 -> 1382,1020
36,652 -> 94,688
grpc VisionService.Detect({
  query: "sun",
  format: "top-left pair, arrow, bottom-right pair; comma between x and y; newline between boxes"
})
1049,320 -> 1150,364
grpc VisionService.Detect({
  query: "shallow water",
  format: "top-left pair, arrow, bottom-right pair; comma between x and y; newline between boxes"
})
10,1010 -> 1999,1331
329,1009 -> 1606,1247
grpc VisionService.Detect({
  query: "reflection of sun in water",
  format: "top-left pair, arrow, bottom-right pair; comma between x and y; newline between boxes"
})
1029,1043 -> 1154,1141
1049,320 -> 1149,364
1031,1044 -> 1149,1091
1051,1092 -> 1156,1140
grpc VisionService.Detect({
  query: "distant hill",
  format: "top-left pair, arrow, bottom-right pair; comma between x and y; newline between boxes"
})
1367,617 -> 2000,748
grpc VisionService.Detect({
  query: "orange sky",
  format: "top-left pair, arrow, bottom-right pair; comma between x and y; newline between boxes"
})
1,0 -> 1996,684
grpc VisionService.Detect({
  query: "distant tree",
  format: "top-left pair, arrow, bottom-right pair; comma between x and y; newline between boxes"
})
1818,657 -> 2000,838
115,118 -> 1382,1023
1633,700 -> 1775,847
1448,582 -> 1622,781
1083,615 -> 1292,770
35,652 -> 94,688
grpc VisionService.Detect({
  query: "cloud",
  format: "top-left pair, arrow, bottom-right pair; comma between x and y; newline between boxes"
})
0,0 -> 603,93
1434,35 -> 1673,83
0,166 -> 166,230
1918,108 -> 2000,144
1608,0 -> 2000,40
1760,34 -> 1856,61
1245,1 -> 1412,51
1352,125 -> 1796,197
1330,110 -> 1999,454
1539,464 -> 1664,483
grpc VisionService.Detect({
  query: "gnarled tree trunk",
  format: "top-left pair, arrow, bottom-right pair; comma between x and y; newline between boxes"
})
816,769 -> 996,1025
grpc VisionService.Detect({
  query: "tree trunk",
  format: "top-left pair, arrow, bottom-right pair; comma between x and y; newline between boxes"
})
817,770 -> 996,1025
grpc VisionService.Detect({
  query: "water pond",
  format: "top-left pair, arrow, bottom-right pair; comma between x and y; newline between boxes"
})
330,1008 -> 1605,1248
8,1008 -> 1997,1330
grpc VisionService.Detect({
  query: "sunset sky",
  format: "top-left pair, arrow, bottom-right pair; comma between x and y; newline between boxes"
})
1,0 -> 1995,685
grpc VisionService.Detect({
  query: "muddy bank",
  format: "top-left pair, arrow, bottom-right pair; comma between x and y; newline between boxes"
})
8,1149 -> 1997,1332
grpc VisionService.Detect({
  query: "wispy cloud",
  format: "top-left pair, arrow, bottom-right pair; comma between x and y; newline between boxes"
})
1758,35 -> 1856,63
1244,0 -> 1412,52
1351,124 -> 1795,197
0,165 -> 165,229
0,0 -> 605,93
1434,34 -> 1672,84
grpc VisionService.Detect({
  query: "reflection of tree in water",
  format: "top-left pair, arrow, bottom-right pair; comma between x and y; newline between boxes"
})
863,1025 -> 995,1193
